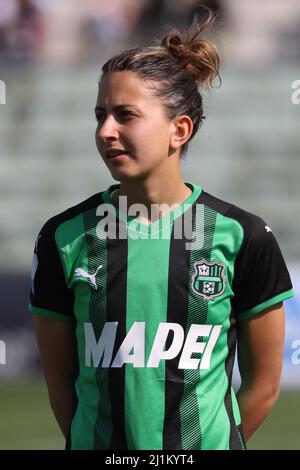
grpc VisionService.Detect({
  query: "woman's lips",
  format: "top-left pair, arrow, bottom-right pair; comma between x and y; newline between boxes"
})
108,152 -> 130,162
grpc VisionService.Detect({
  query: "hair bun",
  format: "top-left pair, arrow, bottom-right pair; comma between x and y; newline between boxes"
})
162,33 -> 184,54
161,9 -> 221,88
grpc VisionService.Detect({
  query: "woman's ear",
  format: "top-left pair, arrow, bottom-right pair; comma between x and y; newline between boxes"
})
169,115 -> 193,152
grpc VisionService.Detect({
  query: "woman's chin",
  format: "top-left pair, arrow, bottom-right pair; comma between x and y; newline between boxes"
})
109,169 -> 147,182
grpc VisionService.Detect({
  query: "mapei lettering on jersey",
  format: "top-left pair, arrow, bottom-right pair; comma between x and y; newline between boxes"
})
84,322 -> 222,369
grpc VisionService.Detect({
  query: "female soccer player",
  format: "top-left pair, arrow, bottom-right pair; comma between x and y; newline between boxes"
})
30,10 -> 294,450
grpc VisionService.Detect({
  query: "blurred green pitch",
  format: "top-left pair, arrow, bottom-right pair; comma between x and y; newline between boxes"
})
0,381 -> 299,450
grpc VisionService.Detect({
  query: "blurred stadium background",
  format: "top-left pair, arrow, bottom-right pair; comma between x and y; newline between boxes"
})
0,0 -> 299,450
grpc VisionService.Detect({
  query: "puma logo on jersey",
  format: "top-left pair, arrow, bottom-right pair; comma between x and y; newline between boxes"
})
265,226 -> 272,232
74,265 -> 103,289
84,321 -> 222,369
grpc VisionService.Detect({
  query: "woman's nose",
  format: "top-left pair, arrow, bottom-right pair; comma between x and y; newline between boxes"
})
97,115 -> 119,141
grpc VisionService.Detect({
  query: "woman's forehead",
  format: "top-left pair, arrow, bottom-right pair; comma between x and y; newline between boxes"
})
97,72 -> 159,108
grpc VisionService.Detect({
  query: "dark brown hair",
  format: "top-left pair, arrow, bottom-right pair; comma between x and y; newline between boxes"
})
100,8 -> 221,157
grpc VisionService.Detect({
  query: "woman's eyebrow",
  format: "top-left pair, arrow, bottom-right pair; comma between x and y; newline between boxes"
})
94,104 -> 139,112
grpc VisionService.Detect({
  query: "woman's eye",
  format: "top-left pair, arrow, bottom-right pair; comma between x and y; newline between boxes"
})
94,111 -> 135,123
119,111 -> 134,120
95,114 -> 104,122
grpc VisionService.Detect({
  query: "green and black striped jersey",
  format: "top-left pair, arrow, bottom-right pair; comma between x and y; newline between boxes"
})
29,182 -> 293,450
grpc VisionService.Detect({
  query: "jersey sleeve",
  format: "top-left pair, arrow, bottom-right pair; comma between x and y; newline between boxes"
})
29,219 -> 75,321
231,213 -> 294,321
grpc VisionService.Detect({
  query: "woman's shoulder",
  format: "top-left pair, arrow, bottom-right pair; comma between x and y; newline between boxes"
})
200,189 -> 270,240
38,192 -> 105,237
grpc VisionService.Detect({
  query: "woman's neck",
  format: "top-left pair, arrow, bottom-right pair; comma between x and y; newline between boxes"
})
112,177 -> 192,223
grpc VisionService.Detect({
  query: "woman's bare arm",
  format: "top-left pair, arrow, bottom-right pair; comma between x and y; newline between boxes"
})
236,302 -> 285,442
34,315 -> 78,439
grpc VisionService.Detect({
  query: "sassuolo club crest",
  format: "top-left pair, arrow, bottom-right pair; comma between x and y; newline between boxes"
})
191,259 -> 226,301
